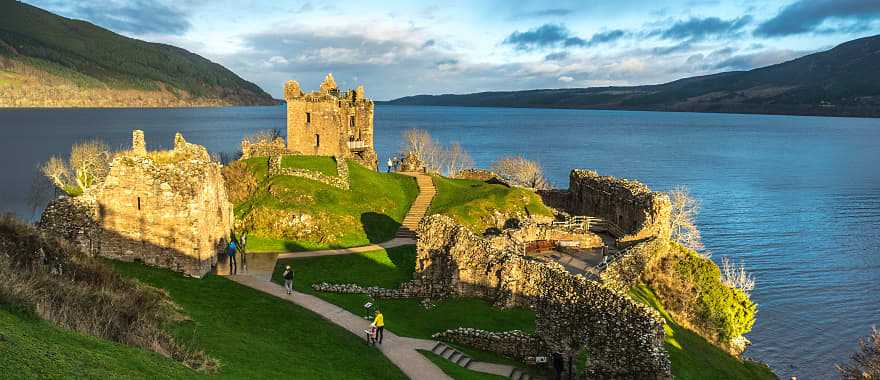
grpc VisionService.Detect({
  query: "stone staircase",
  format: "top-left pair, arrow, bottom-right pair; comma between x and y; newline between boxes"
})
430,342 -> 540,380
395,173 -> 436,239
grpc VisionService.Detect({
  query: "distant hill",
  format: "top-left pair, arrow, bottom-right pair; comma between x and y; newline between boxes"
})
0,0 -> 276,107
385,35 -> 880,117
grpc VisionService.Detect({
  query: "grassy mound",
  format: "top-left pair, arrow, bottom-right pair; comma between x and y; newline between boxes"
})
0,215 -> 212,371
629,284 -> 775,379
111,261 -> 408,379
235,157 -> 419,252
273,246 -> 535,339
0,307 -> 196,379
428,176 -> 554,234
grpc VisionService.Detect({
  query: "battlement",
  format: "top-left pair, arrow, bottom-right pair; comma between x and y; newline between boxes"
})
283,74 -> 378,169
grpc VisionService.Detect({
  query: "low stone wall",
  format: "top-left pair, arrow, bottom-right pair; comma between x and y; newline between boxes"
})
268,154 -> 350,189
38,195 -> 102,255
240,137 -> 288,159
413,215 -> 671,379
541,170 -> 671,245
489,221 -> 604,252
432,328 -> 549,363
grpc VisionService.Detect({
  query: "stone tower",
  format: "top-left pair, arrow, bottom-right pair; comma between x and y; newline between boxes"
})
284,74 -> 378,169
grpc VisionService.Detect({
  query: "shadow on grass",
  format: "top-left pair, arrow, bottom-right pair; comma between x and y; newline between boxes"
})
360,212 -> 401,243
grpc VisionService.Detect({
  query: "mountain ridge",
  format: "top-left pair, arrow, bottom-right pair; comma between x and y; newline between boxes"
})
384,34 -> 880,117
0,0 -> 277,107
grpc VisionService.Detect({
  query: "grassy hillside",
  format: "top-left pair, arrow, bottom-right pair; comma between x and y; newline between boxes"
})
235,157 -> 419,252
386,34 -> 880,117
0,307 -> 197,379
0,0 -> 275,107
429,176 -> 554,234
111,261 -> 408,379
630,284 -> 776,379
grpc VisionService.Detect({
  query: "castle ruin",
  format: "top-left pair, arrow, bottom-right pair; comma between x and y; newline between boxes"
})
284,74 -> 378,169
39,130 -> 233,277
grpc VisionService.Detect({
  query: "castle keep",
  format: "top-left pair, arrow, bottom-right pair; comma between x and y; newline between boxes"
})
40,131 -> 233,277
284,74 -> 378,169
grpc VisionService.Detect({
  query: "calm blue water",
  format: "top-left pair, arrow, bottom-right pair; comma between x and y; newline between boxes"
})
1,105 -> 878,378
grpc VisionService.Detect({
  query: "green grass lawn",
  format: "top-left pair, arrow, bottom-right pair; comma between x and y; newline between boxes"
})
108,261 -> 408,379
0,307 -> 197,379
629,284 -> 777,380
237,157 -> 419,252
272,246 -> 536,340
280,155 -> 338,177
429,176 -> 554,234
418,350 -> 508,380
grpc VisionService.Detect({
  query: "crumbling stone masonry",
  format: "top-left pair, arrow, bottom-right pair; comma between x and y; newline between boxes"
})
540,169 -> 671,246
40,131 -> 233,277
284,74 -> 378,169
412,215 -> 671,379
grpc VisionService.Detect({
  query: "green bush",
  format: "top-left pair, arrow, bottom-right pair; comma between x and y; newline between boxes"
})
673,246 -> 756,341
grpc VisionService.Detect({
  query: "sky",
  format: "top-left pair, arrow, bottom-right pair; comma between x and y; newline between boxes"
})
26,0 -> 880,100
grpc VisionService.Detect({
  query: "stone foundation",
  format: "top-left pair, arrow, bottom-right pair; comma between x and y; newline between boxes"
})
432,328 -> 549,363
268,154 -> 350,189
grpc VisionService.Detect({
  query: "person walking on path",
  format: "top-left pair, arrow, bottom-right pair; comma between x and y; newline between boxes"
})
373,309 -> 385,344
239,231 -> 248,273
227,239 -> 238,275
282,265 -> 294,295
386,158 -> 393,173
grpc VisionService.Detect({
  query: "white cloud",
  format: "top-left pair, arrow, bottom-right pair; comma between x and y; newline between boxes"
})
558,75 -> 574,82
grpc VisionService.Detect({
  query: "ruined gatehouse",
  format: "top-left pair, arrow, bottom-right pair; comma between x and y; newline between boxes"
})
39,130 -> 233,277
284,74 -> 378,169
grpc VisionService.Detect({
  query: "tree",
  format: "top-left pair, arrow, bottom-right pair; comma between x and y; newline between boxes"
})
838,327 -> 880,380
490,155 -> 550,190
443,142 -> 474,178
41,140 -> 111,196
668,186 -> 705,254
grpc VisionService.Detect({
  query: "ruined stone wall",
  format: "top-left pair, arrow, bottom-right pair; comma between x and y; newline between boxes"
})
39,131 -> 233,277
284,75 -> 377,169
600,238 -> 670,292
543,170 -> 671,245
413,215 -> 671,379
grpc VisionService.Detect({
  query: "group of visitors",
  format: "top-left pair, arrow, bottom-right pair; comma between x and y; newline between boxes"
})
225,231 -> 248,275
385,155 -> 401,173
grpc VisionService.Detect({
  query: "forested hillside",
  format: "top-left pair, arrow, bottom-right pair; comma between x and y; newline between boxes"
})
0,0 -> 276,107
387,35 -> 880,117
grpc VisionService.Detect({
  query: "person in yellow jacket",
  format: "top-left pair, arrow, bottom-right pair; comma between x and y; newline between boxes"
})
373,309 -> 384,344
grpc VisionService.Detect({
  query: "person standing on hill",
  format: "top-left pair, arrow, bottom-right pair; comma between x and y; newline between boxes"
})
386,158 -> 393,173
282,265 -> 294,295
373,309 -> 385,344
227,239 -> 238,275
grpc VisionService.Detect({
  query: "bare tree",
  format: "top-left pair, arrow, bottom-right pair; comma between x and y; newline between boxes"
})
838,327 -> 880,380
490,155 -> 550,190
720,256 -> 756,296
668,186 -> 705,254
443,142 -> 474,177
40,140 -> 111,196
401,129 -> 437,166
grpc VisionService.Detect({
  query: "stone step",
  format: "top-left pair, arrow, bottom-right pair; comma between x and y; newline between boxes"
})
432,342 -> 447,354
458,356 -> 472,368
449,352 -> 462,363
442,347 -> 456,359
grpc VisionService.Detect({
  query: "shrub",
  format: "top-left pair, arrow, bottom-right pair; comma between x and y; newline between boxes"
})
0,214 -> 215,371
222,160 -> 258,204
644,243 -> 756,347
838,327 -> 880,380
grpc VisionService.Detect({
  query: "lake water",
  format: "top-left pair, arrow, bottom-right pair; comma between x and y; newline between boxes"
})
1,105 -> 878,378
